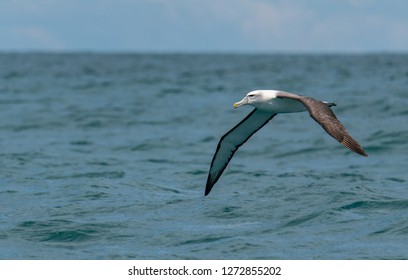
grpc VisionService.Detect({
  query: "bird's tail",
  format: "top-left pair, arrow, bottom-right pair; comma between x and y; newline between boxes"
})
323,101 -> 336,107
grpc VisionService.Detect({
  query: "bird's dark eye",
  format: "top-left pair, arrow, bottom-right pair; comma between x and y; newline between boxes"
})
248,94 -> 254,97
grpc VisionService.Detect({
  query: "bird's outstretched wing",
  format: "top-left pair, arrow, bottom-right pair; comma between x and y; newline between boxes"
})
205,109 -> 276,196
277,92 -> 367,157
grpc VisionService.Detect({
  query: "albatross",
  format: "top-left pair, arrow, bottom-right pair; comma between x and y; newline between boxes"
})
205,90 -> 367,196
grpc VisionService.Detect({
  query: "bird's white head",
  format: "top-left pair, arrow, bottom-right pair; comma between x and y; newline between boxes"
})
233,90 -> 278,109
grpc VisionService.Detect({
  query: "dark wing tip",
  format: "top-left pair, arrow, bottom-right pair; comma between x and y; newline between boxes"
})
204,181 -> 212,196
205,171 -> 217,196
341,136 -> 368,157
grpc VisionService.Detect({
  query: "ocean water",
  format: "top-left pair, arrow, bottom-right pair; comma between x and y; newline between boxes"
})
0,53 -> 407,259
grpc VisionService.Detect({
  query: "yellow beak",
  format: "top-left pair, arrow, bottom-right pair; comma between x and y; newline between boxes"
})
233,97 -> 248,109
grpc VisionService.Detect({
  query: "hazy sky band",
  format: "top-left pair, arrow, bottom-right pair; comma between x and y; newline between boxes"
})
1,0 -> 407,53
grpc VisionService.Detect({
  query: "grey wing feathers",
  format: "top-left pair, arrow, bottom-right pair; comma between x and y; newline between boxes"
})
299,97 -> 368,157
205,109 -> 276,195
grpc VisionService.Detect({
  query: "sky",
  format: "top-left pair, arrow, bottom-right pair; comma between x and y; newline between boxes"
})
1,0 -> 408,53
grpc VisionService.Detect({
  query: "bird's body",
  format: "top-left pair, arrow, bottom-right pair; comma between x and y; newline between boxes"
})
205,90 -> 367,196
250,93 -> 307,113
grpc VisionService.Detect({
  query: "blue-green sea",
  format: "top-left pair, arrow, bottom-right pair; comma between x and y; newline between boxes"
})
0,53 -> 407,259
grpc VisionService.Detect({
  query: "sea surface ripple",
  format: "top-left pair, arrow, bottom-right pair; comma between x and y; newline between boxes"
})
0,53 -> 407,259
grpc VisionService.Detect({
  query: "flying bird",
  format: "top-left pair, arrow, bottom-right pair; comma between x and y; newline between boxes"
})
205,90 -> 367,196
